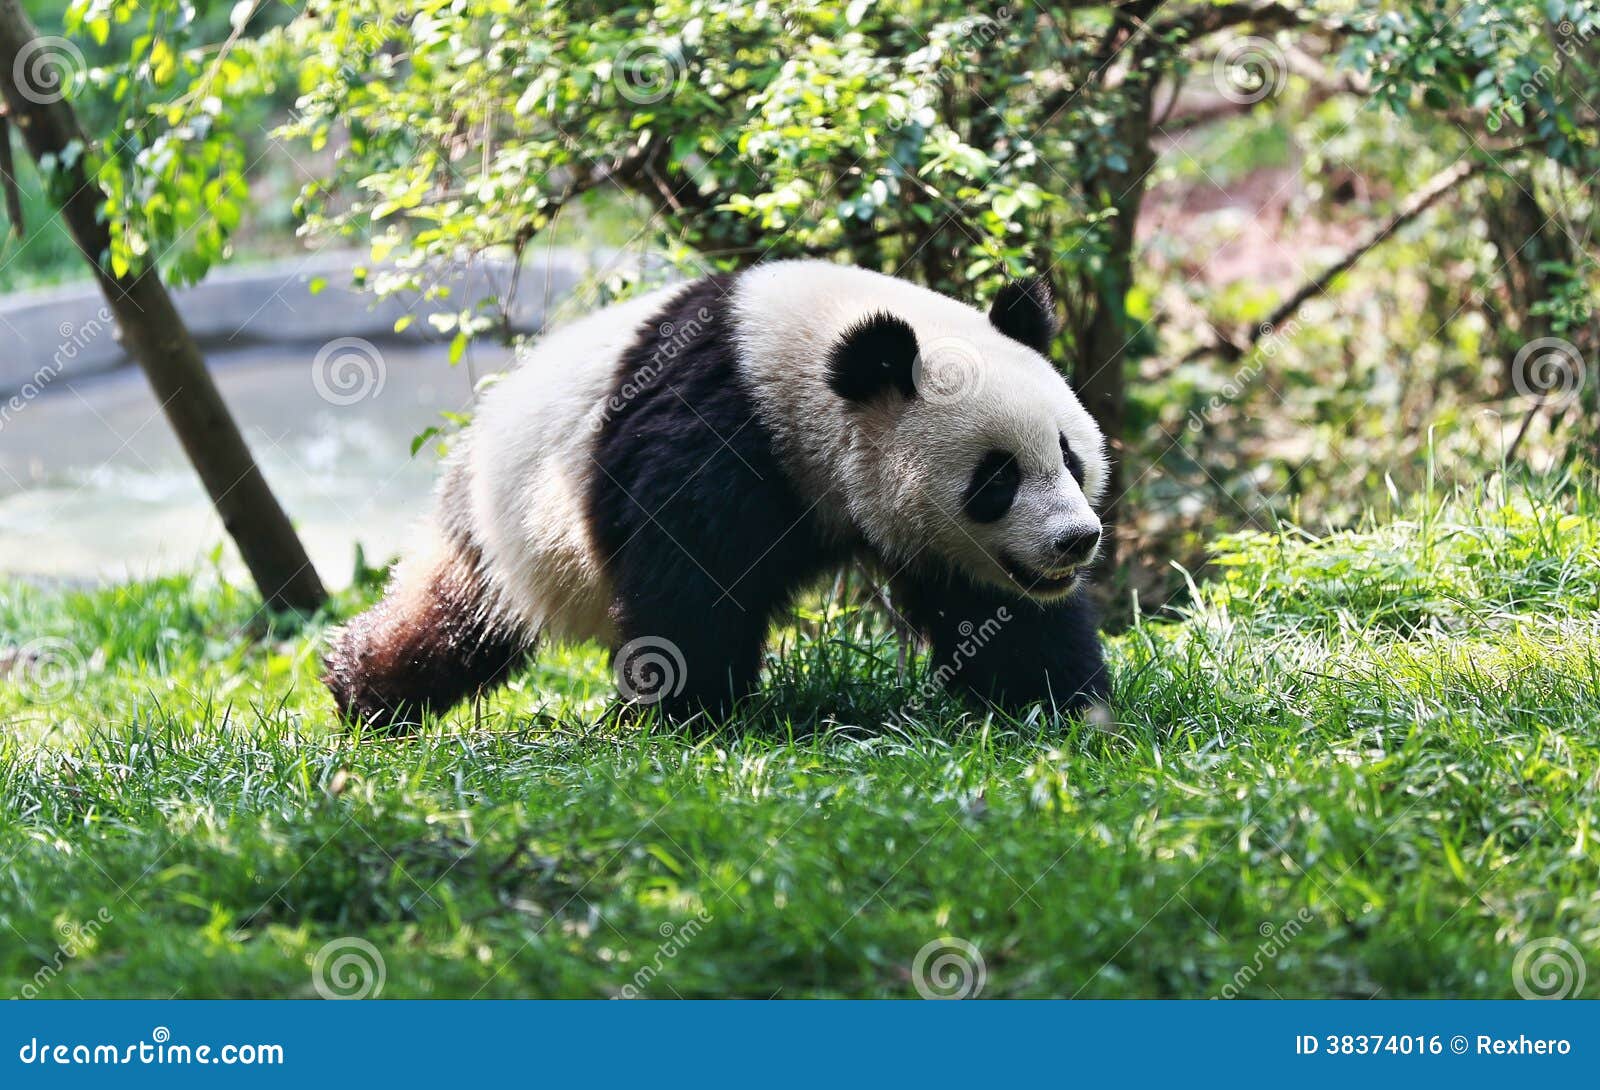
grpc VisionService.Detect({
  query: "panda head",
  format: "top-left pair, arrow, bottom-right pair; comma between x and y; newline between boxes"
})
825,277 -> 1108,600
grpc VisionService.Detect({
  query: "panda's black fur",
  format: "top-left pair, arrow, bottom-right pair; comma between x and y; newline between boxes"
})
324,262 -> 1111,729
587,275 -> 849,712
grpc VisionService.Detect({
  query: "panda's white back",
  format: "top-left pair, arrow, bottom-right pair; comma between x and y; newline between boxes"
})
463,282 -> 685,644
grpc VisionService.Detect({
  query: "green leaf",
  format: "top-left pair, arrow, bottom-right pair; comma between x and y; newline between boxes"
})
409,426 -> 440,457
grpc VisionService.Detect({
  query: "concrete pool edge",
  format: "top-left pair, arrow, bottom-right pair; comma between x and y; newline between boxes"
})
0,247 -> 613,397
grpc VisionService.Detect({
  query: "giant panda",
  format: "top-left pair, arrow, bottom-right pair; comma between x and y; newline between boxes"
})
324,261 -> 1111,729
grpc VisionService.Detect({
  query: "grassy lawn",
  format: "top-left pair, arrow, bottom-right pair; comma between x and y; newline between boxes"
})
1,483 -> 1597,999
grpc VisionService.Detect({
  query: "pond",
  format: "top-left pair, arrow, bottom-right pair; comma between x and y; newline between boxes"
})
0,340 -> 514,589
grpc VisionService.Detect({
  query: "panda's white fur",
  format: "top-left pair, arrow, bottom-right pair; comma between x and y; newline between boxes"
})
454,283 -> 684,646
325,261 -> 1111,728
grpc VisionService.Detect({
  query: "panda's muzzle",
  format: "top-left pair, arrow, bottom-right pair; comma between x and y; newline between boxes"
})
999,553 -> 1084,597
997,517 -> 1101,596
1053,527 -> 1102,565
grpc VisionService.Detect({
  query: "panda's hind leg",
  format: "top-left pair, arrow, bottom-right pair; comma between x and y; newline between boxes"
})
323,531 -> 530,732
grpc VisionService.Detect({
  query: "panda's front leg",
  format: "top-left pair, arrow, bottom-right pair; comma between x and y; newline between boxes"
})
607,572 -> 772,721
892,569 -> 1110,714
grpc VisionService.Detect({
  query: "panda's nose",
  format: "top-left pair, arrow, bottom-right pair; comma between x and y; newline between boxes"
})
1053,527 -> 1101,565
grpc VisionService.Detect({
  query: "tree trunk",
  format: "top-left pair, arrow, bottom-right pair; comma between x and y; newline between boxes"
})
1481,171 -> 1576,389
0,0 -> 325,612
1074,78 -> 1156,565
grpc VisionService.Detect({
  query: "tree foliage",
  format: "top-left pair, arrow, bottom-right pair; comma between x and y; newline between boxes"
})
35,0 -> 1600,603
52,0 -> 1599,342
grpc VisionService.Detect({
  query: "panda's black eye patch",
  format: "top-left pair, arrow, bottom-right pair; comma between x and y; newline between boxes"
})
964,450 -> 1020,524
1060,434 -> 1084,485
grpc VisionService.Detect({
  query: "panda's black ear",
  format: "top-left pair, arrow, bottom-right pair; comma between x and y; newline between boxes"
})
989,276 -> 1058,354
827,312 -> 920,404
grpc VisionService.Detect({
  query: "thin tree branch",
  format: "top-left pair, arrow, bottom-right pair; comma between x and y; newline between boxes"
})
0,107 -> 20,236
1186,155 -> 1495,363
1158,1 -> 1343,39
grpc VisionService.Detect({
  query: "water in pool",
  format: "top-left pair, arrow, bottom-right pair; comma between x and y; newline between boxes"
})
0,340 -> 513,589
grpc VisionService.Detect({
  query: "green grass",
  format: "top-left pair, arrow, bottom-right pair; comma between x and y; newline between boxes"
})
1,482 -> 1598,999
